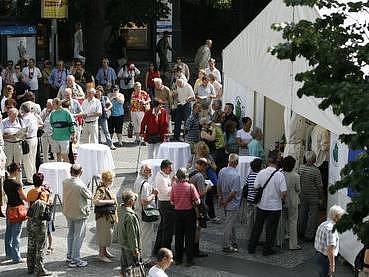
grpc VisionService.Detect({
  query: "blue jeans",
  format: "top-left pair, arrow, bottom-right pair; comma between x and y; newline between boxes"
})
5,220 -> 23,262
98,118 -> 113,147
314,252 -> 329,277
66,218 -> 87,263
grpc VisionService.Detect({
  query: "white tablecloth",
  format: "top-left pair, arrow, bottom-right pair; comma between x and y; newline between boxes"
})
76,143 -> 115,184
140,159 -> 163,185
237,156 -> 258,187
38,162 -> 71,200
158,142 -> 191,171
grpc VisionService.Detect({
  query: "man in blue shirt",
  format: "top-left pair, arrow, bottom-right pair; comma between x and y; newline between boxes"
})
95,58 -> 117,92
217,153 -> 241,253
48,60 -> 69,92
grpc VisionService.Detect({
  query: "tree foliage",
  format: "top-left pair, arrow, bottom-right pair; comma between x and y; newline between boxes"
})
271,0 -> 369,244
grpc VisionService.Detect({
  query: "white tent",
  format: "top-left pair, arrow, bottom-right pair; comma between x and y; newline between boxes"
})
222,0 -> 352,135
222,0 -> 366,265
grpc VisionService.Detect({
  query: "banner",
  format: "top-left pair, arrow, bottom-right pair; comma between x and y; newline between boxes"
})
41,0 -> 68,19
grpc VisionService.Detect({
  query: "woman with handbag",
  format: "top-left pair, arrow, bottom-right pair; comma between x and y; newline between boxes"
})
93,170 -> 118,263
3,162 -> 27,263
117,190 -> 144,277
170,168 -> 200,266
26,173 -> 52,276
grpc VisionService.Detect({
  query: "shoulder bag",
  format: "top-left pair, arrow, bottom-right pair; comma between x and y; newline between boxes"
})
139,181 -> 160,222
94,187 -> 116,215
253,169 -> 279,204
7,204 -> 27,224
19,119 -> 30,155
124,256 -> 146,277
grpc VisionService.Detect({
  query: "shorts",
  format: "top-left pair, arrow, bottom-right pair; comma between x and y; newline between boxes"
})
51,140 -> 69,154
108,115 -> 124,134
47,220 -> 55,235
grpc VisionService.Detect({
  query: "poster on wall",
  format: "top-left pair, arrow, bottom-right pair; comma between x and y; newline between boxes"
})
156,0 -> 173,64
7,37 -> 36,64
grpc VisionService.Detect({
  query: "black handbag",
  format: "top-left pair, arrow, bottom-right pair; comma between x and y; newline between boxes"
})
139,181 -> 160,222
253,169 -> 278,204
147,134 -> 161,144
21,140 -> 30,155
94,204 -> 116,215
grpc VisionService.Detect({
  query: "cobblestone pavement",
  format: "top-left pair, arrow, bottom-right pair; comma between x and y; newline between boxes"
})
0,142 -> 354,276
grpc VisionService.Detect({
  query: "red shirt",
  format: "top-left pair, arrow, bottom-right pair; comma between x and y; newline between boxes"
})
147,71 -> 160,88
140,108 -> 168,142
170,181 -> 200,210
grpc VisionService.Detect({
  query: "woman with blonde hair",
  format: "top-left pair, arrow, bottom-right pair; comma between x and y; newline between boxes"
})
93,170 -> 118,262
1,85 -> 14,116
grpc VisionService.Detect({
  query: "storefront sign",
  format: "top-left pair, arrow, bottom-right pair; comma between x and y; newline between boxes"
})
41,0 -> 68,19
0,26 -> 37,36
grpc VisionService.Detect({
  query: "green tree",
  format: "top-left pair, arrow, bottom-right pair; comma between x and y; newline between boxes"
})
271,0 -> 369,244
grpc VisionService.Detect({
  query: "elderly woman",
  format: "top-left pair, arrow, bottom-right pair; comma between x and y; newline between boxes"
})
117,190 -> 140,277
298,151 -> 323,241
248,127 -> 265,161
26,173 -> 52,275
170,168 -> 200,266
314,205 -> 345,277
281,156 -> 301,250
40,99 -> 54,163
133,163 -> 158,263
93,170 -> 117,263
20,102 -> 40,185
130,82 -> 151,143
4,163 -> 27,263
2,108 -> 23,169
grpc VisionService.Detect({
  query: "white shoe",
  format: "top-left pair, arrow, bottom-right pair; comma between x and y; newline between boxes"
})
98,256 -> 112,263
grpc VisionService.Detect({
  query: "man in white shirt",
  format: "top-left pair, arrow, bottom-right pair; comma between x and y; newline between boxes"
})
205,58 -> 221,83
57,75 -> 85,100
148,248 -> 173,277
173,79 -> 195,141
20,102 -> 40,185
153,160 -> 175,255
81,88 -> 102,144
195,76 -> 216,118
248,150 -> 287,256
22,58 -> 42,97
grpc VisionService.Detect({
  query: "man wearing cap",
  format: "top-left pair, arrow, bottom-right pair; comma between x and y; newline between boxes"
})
63,164 -> 92,268
156,31 -> 173,73
81,88 -> 102,144
140,100 -> 169,159
95,85 -> 115,150
50,98 -> 76,162
153,160 -> 175,255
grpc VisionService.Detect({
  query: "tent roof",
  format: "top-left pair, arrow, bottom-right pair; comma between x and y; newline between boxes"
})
222,0 -> 353,134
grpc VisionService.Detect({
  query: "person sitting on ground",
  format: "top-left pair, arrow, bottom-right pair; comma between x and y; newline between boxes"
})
148,248 -> 173,277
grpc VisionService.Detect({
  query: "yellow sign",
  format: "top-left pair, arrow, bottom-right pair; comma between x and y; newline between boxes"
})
41,0 -> 68,19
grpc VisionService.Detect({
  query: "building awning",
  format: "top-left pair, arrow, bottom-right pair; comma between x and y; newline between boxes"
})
0,25 -> 37,36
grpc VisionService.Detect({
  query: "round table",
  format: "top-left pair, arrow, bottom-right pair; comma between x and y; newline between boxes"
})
38,162 -> 71,200
158,142 -> 191,171
237,156 -> 259,187
140,159 -> 164,185
76,143 -> 115,184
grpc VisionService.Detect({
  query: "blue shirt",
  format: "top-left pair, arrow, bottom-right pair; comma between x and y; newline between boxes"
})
48,68 -> 69,89
95,67 -> 117,86
218,166 -> 241,211
111,98 -> 124,116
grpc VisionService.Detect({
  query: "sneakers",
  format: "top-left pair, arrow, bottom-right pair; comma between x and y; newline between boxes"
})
68,260 -> 88,268
223,246 -> 238,253
66,257 -> 72,263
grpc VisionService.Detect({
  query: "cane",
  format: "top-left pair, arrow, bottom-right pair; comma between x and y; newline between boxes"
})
135,138 -> 142,173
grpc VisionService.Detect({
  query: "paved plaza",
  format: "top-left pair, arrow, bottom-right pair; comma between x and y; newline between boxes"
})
0,143 -> 354,276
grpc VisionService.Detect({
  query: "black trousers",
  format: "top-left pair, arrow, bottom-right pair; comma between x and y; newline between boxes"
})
248,208 -> 281,252
205,186 -> 217,219
153,201 -> 176,254
174,209 -> 196,263
174,103 -> 190,140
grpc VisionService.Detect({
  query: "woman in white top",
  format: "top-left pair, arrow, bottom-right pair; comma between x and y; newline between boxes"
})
148,248 -> 173,277
236,117 -> 253,156
1,85 -> 14,114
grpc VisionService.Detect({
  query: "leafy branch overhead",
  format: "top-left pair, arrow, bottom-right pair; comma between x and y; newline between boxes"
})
271,0 -> 369,244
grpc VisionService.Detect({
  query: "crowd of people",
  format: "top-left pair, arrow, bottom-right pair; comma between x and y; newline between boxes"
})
0,36 -> 360,277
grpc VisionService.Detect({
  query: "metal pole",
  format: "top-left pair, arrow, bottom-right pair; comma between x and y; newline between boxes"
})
50,19 -> 58,65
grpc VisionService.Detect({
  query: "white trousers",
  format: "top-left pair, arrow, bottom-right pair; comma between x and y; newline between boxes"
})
140,220 -> 155,261
41,134 -> 53,163
4,141 -> 22,166
147,143 -> 160,159
81,122 -> 98,144
23,137 -> 38,183
131,111 -> 145,136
